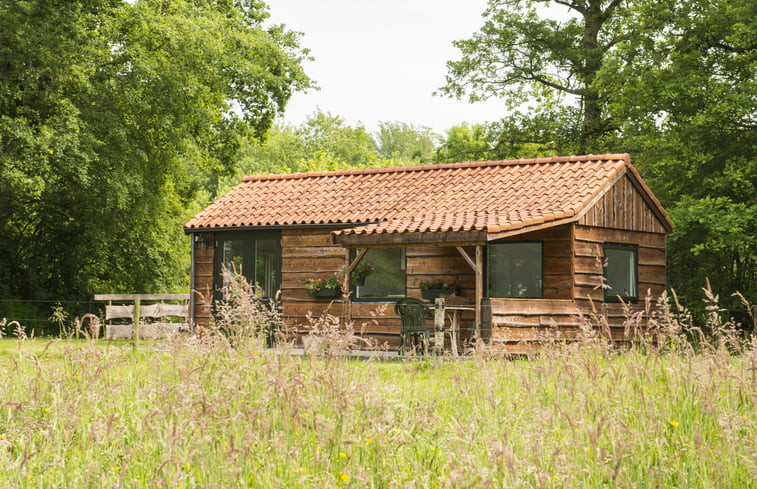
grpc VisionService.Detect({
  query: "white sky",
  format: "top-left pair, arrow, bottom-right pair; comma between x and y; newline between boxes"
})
265,0 -> 506,135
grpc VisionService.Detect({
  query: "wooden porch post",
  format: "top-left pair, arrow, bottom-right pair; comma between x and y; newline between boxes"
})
455,245 -> 484,341
475,245 -> 483,340
342,248 -> 369,324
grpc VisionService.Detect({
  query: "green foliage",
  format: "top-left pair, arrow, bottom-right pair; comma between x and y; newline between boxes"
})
375,121 -> 436,162
235,111 -> 380,182
440,0 -> 633,151
607,0 -> 757,308
0,0 -> 311,301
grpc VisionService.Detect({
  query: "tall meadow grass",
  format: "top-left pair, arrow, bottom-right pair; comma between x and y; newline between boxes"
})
0,286 -> 754,488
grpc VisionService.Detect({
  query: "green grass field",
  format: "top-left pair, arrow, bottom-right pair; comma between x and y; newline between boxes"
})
0,336 -> 754,488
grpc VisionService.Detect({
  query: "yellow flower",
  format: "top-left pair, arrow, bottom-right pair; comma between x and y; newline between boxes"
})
669,420 -> 680,428
299,467 -> 306,473
112,466 -> 120,472
365,438 -> 373,443
43,408 -> 51,413
341,473 -> 350,482
339,452 -> 347,459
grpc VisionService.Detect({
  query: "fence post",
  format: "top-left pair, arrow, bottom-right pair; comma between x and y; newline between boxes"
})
131,297 -> 141,351
434,297 -> 445,355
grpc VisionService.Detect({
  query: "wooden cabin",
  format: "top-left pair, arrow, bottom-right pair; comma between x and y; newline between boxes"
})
184,154 -> 673,349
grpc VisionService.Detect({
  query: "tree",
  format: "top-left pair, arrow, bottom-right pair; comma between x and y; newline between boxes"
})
375,121 -> 436,162
608,0 -> 757,309
0,0 -> 311,303
235,110 -> 380,185
440,0 -> 637,152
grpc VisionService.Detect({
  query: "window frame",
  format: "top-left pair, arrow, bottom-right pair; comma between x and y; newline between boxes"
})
602,243 -> 638,303
350,247 -> 407,302
486,241 -> 544,299
213,230 -> 282,302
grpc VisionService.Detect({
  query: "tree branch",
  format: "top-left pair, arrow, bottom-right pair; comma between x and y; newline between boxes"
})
601,0 -> 624,21
552,0 -> 586,15
602,32 -> 634,51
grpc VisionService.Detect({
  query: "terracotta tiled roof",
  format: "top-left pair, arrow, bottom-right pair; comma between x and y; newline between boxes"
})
185,154 -> 671,237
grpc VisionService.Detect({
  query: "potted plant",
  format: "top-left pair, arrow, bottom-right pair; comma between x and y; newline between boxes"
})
351,262 -> 375,286
304,276 -> 342,297
418,281 -> 459,300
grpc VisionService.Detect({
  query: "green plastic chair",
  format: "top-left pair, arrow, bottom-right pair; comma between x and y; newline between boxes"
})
395,298 -> 433,355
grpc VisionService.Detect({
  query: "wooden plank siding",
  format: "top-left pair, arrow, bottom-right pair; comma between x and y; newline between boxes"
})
579,174 -> 667,234
573,225 -> 666,328
193,232 -> 214,327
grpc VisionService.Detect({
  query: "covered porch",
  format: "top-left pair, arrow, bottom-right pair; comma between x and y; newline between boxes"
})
331,220 -> 580,353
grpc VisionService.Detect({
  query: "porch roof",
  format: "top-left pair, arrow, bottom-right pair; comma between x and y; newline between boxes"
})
185,153 -> 672,241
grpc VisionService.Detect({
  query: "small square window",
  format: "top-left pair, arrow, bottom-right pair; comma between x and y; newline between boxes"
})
351,248 -> 406,300
487,242 -> 542,298
603,244 -> 638,302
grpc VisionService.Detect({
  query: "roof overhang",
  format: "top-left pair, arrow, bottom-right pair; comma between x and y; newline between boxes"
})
332,229 -> 488,247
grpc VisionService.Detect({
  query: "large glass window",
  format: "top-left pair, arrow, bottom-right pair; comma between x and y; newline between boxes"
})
214,231 -> 281,300
487,242 -> 542,298
352,248 -> 406,300
603,244 -> 638,302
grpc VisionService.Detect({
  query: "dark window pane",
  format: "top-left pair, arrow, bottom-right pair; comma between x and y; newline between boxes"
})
604,245 -> 637,300
221,239 -> 246,288
354,248 -> 405,299
488,242 -> 542,298
255,239 -> 281,298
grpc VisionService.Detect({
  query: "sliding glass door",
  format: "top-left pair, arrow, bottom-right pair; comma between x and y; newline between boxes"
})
214,231 -> 282,301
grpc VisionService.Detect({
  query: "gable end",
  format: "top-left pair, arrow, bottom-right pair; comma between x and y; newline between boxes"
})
577,173 -> 669,233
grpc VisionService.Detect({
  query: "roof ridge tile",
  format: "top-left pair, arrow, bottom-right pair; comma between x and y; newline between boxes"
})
240,154 -> 630,183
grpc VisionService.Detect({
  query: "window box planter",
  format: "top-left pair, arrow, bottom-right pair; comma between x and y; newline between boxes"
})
420,287 -> 458,300
308,286 -> 342,298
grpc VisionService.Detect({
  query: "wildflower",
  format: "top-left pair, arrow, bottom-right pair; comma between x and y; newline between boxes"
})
112,466 -> 120,472
365,438 -> 373,443
339,452 -> 347,459
43,408 -> 51,413
669,420 -> 680,428
341,472 -> 350,482
299,467 -> 306,473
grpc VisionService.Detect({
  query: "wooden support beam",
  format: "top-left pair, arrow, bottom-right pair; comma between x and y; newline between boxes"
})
456,246 -> 477,271
457,245 -> 484,341
475,245 -> 483,340
341,247 -> 368,325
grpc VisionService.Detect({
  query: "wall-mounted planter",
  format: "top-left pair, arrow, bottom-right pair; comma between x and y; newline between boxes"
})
420,287 -> 458,300
308,286 -> 342,298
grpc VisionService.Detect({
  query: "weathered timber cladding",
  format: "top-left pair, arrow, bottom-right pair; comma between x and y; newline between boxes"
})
573,225 -> 666,325
193,232 -> 214,326
281,228 -> 347,326
579,174 -> 667,233
281,228 -> 480,345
